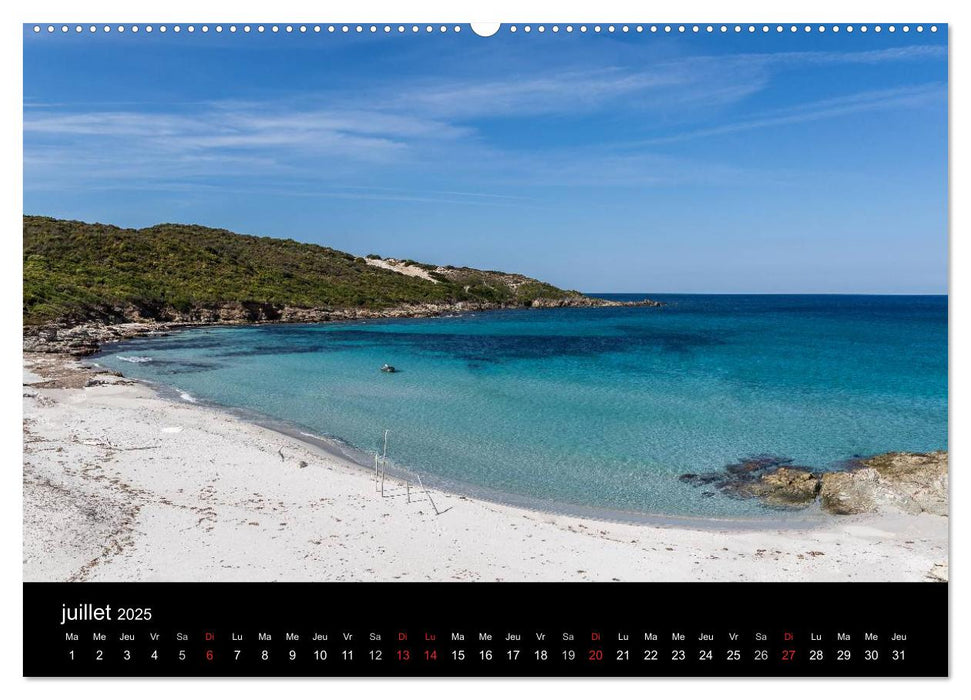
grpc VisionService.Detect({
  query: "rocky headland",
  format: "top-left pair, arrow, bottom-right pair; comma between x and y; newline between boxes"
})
24,215 -> 663,356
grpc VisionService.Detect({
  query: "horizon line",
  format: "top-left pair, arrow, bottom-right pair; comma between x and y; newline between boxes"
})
585,291 -> 948,297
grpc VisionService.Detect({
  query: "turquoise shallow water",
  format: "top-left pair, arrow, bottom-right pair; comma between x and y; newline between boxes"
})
96,295 -> 948,519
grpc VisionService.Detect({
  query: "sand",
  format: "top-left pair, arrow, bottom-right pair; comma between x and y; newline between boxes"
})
22,353 -> 948,583
364,257 -> 441,283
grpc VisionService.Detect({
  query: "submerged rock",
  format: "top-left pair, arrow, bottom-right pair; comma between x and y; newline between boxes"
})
679,455 -> 820,510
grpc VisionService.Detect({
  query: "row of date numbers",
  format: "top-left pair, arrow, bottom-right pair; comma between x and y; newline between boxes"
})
68,647 -> 907,663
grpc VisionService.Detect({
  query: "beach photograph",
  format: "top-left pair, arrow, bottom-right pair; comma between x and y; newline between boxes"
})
22,23 -> 948,584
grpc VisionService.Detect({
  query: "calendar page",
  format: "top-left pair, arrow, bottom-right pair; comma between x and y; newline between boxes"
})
22,20 -> 948,677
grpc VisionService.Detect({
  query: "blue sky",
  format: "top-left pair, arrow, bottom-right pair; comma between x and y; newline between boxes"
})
23,26 -> 948,293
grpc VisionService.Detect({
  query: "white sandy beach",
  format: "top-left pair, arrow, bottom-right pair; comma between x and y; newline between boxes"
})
22,354 -> 948,583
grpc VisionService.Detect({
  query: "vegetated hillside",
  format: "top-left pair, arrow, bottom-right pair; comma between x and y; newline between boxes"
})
23,216 -> 583,325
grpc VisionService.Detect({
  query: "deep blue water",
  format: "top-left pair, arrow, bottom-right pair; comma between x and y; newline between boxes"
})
95,295 -> 948,519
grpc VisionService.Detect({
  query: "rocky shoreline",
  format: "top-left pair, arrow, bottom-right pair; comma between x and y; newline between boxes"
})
22,296 -> 664,356
680,451 -> 948,516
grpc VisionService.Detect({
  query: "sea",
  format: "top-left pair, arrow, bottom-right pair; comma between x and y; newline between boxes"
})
94,294 -> 948,521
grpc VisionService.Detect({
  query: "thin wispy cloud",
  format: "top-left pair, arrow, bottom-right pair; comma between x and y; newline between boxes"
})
40,180 -> 546,210
386,45 -> 946,121
25,107 -> 469,155
632,83 -> 945,146
770,44 -> 946,66
397,68 -> 690,118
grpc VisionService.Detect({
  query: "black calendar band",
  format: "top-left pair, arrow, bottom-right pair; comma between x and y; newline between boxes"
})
23,581 -> 948,677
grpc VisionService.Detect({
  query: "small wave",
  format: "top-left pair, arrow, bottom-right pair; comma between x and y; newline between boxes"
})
178,391 -> 197,403
117,355 -> 153,363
